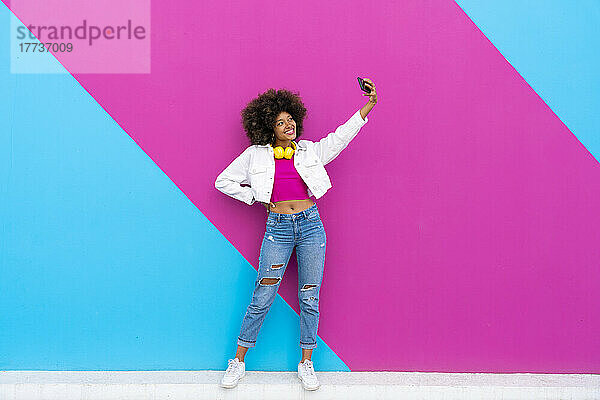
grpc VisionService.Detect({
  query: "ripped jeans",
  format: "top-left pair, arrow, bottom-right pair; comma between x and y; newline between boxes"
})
237,204 -> 326,350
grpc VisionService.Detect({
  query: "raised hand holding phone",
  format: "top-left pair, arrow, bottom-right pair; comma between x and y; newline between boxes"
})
358,77 -> 377,120
357,76 -> 371,93
357,77 -> 377,104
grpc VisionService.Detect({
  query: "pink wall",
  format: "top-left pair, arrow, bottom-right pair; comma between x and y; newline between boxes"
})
7,0 -> 599,371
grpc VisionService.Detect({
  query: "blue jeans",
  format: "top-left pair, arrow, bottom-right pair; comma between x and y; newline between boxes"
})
237,204 -> 326,350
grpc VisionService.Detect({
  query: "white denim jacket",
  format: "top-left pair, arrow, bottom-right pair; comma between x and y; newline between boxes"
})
215,109 -> 368,205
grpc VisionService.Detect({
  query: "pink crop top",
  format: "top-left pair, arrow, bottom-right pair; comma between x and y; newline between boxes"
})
270,157 -> 310,203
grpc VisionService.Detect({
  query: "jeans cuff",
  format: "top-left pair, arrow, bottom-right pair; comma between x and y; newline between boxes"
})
300,341 -> 317,350
237,337 -> 256,348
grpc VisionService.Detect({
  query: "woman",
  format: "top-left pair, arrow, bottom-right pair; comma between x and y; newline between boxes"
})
215,79 -> 377,390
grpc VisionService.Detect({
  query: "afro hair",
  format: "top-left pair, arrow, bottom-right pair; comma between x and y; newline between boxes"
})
241,88 -> 307,145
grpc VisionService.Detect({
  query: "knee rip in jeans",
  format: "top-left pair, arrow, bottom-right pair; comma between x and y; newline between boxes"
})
270,263 -> 284,270
301,284 -> 318,291
260,277 -> 281,285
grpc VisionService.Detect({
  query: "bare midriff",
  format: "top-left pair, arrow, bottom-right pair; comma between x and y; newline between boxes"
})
269,198 -> 315,214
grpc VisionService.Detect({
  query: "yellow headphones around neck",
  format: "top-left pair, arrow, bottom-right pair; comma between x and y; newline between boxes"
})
271,141 -> 296,159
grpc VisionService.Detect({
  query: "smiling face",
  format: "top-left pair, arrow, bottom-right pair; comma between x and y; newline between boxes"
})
272,111 -> 296,147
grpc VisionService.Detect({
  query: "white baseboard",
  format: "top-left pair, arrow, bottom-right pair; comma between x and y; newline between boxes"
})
1,371 -> 599,400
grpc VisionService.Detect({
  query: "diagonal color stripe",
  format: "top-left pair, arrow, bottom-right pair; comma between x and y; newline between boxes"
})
455,0 -> 600,163
4,0 -> 599,373
0,3 -> 347,372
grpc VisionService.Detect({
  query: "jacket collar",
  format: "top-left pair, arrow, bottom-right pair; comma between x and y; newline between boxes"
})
256,140 -> 306,151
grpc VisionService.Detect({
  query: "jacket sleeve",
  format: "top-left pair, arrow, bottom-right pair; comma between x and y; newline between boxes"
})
215,146 -> 256,205
312,109 -> 368,166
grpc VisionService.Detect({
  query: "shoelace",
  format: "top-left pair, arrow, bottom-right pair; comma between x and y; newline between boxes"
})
301,360 -> 316,378
226,359 -> 240,374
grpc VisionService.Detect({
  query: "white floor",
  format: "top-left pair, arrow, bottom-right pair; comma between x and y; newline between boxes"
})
1,371 -> 599,400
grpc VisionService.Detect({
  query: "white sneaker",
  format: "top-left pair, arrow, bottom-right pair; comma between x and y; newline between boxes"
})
220,357 -> 245,388
297,359 -> 320,390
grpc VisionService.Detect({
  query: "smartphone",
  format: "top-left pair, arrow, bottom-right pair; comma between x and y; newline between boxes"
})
357,77 -> 372,93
